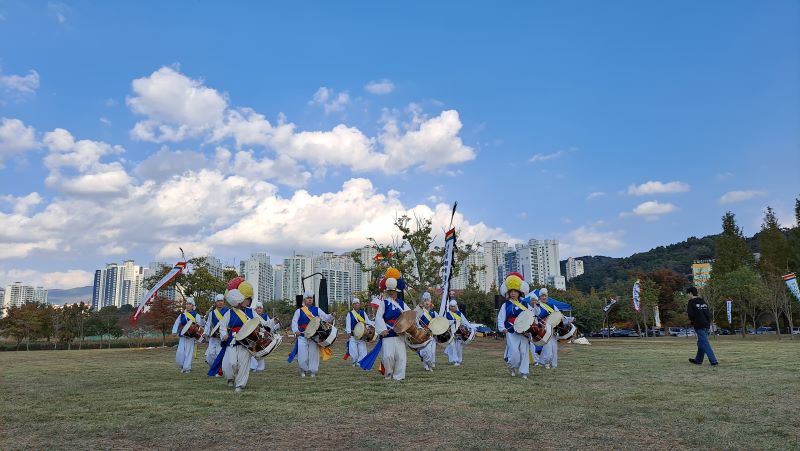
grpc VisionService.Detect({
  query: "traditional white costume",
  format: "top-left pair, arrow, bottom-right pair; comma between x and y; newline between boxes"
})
171,298 -> 204,373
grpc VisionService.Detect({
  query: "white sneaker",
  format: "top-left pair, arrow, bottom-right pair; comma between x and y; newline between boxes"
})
510,369 -> 516,377
521,374 -> 528,380
423,364 -> 430,371
235,387 -> 242,393
454,362 -> 461,367
545,364 -> 551,369
227,379 -> 234,386
310,373 -> 316,378
300,372 -> 306,378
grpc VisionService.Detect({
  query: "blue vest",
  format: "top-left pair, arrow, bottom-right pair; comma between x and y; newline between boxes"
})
349,309 -> 367,327
503,299 -> 532,331
177,310 -> 199,336
533,301 -> 552,320
419,308 -> 437,326
383,299 -> 405,337
228,307 -> 254,331
445,310 -> 464,322
260,312 -> 270,322
210,306 -> 229,327
297,306 -> 320,331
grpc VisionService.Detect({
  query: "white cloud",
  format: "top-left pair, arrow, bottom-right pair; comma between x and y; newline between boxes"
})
364,79 -> 395,95
0,193 -> 43,215
99,117 -> 112,127
559,226 -> 625,257
130,67 -> 475,174
127,67 -> 228,142
48,2 -> 68,23
529,151 -> 563,163
627,181 -> 690,196
0,69 -> 40,96
719,190 -> 767,205
310,87 -> 350,114
0,118 -> 39,164
625,201 -> 679,220
42,128 -> 132,196
0,268 -> 93,289
134,146 -> 209,182
587,191 -> 606,200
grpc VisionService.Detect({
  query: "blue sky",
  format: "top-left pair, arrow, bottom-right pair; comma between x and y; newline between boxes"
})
0,1 -> 798,288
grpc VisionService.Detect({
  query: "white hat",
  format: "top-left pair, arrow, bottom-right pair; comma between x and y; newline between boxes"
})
384,278 -> 398,291
253,301 -> 263,310
226,289 -> 245,306
422,292 -> 431,301
215,294 -> 224,301
352,298 -> 361,304
448,299 -> 458,307
539,288 -> 548,296
529,293 -> 539,302
303,290 -> 314,298
185,297 -> 196,306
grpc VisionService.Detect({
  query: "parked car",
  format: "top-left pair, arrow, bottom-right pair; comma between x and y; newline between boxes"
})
611,329 -> 635,337
792,327 -> 800,335
733,328 -> 756,335
647,329 -> 664,337
755,326 -> 776,335
667,327 -> 683,337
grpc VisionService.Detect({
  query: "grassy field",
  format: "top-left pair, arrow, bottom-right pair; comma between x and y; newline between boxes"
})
1,336 -> 798,450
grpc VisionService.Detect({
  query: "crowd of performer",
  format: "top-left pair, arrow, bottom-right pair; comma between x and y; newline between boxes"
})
171,268 -> 576,390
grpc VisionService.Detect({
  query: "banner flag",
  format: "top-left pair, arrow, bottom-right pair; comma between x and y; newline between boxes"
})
438,228 -> 457,316
654,305 -> 661,328
632,280 -> 641,312
783,273 -> 800,303
603,297 -> 617,313
131,261 -> 186,324
726,300 -> 732,323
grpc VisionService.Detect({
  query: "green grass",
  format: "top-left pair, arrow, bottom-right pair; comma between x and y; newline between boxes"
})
1,336 -> 798,450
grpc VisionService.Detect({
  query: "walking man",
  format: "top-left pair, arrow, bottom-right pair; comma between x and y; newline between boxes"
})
686,286 -> 718,366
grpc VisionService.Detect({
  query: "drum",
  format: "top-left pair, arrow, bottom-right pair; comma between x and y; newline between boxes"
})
555,323 -> 577,340
209,322 -> 221,339
545,311 -> 563,328
429,317 -> 454,346
513,310 -> 552,345
181,321 -> 204,341
234,318 -> 283,358
394,310 -> 433,350
362,325 -> 377,343
353,322 -> 366,339
455,323 -> 476,344
313,322 -> 338,347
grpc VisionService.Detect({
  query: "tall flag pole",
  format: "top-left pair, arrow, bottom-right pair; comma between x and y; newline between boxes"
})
131,260 -> 187,324
632,280 -> 641,312
438,202 -> 458,317
784,273 -> 800,304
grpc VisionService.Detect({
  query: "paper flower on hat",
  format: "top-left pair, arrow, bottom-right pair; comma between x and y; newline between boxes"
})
384,277 -> 398,291
500,272 -> 529,297
227,276 -> 244,290
385,267 -> 401,279
238,281 -> 254,299
226,288 -> 245,305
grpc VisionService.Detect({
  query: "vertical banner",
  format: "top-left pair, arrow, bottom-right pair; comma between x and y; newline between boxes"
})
783,273 -> 800,303
654,305 -> 661,328
438,228 -> 457,316
632,280 -> 641,312
726,299 -> 732,324
131,260 -> 187,324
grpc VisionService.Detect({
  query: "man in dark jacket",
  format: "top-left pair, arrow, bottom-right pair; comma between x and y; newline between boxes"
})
686,286 -> 718,366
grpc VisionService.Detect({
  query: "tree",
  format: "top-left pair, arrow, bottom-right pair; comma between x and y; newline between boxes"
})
143,298 -> 178,346
714,212 -> 755,277
759,207 -> 789,277
762,276 -> 788,338
712,266 -> 761,337
89,306 -> 123,348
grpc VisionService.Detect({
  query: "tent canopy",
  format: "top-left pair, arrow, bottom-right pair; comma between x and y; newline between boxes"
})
529,288 -> 572,311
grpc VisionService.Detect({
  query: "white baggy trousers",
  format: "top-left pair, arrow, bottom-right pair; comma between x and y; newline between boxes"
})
419,339 -> 436,368
176,336 -> 195,371
505,332 -> 530,376
297,336 -> 320,374
382,336 -> 407,380
348,337 -> 367,364
222,345 -> 252,388
205,337 -> 222,366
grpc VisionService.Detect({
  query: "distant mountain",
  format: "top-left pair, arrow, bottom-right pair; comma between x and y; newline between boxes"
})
561,231 -> 766,293
48,286 -> 93,305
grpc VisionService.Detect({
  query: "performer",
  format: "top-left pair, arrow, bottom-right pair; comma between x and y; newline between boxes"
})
204,294 -> 228,371
536,288 -> 574,369
444,298 -> 473,366
171,297 -> 204,374
218,288 -> 267,392
250,301 -> 271,373
374,275 -> 410,380
290,291 -> 334,378
417,292 -> 437,371
497,273 -> 533,379
345,298 -> 374,367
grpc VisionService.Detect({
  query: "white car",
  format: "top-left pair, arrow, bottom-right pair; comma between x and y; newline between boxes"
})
792,327 -> 800,335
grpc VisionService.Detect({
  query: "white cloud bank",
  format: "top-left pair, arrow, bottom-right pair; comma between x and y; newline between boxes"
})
627,181 -> 690,196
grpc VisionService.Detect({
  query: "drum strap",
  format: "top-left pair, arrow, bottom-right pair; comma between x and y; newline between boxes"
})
352,310 -> 365,323
184,311 -> 197,323
213,309 -> 224,322
510,299 -> 529,311
301,306 -> 317,320
540,302 -> 555,314
450,310 -> 461,321
232,308 -> 249,324
422,310 -> 433,322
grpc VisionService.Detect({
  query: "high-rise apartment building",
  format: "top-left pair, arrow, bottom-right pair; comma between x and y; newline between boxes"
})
240,252 -> 274,304
282,255 -> 314,303
3,282 -> 46,314
565,257 -> 585,281
272,264 -> 284,301
92,260 -> 146,310
482,240 -> 509,291
451,249 -> 487,292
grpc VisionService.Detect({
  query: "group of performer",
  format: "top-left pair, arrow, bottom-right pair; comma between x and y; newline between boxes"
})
172,268 -> 575,388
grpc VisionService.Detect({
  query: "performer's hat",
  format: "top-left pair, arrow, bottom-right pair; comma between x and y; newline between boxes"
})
226,289 -> 245,306
185,297 -> 196,306
448,299 -> 458,307
303,290 -> 314,299
422,292 -> 432,301
352,298 -> 361,304
500,272 -> 530,296
214,294 -> 224,301
539,288 -> 548,296
384,277 -> 399,292
253,301 -> 263,309
529,293 -> 539,302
